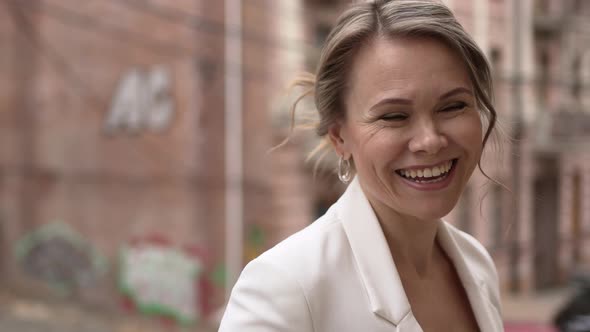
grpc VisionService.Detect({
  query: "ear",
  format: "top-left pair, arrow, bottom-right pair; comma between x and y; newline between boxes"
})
327,121 -> 350,159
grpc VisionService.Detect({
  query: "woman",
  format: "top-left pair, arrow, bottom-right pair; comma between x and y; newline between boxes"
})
219,0 -> 502,331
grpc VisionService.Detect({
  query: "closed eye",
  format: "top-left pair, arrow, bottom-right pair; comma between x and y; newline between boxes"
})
440,102 -> 468,113
380,113 -> 408,121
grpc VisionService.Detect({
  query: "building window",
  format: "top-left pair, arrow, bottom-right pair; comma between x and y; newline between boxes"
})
535,0 -> 550,16
537,49 -> 550,107
314,23 -> 332,47
459,186 -> 472,234
574,0 -> 584,13
490,47 -> 502,79
572,55 -> 582,105
491,184 -> 504,249
572,171 -> 582,263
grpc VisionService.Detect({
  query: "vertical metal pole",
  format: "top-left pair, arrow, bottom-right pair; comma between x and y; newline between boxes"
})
510,0 -> 523,293
224,0 -> 243,300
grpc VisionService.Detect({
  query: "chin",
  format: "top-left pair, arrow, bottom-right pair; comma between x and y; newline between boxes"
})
409,202 -> 457,221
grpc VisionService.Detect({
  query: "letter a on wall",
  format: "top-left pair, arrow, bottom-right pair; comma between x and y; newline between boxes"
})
105,66 -> 175,134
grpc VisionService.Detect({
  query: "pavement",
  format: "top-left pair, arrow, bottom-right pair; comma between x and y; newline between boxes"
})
503,287 -> 572,331
0,286 -> 574,332
0,288 -> 216,332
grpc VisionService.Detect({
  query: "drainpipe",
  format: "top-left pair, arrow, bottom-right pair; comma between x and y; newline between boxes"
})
224,0 -> 243,300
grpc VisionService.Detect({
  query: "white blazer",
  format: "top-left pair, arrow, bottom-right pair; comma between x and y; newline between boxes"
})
219,178 -> 503,332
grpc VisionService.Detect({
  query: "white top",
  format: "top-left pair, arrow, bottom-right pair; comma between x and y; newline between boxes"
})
219,177 -> 503,332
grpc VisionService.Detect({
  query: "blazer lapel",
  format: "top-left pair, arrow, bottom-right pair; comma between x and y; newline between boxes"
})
337,177 -> 418,328
437,222 -> 502,332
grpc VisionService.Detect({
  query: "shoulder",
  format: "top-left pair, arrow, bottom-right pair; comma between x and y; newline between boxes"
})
260,210 -> 346,268
220,209 -> 349,331
251,209 -> 351,291
219,254 -> 314,331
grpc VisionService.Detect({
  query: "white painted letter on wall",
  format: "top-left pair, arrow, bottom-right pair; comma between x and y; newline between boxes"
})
105,66 -> 175,134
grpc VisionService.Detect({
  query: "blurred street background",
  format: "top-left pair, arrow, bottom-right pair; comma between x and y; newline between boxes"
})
0,0 -> 589,331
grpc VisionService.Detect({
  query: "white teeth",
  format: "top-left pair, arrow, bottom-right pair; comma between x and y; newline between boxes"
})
397,160 -> 455,180
432,167 -> 441,177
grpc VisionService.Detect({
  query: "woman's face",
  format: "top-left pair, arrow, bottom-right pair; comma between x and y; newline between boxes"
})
329,36 -> 483,222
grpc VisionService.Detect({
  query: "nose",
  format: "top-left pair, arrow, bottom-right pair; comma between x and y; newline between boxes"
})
408,121 -> 448,155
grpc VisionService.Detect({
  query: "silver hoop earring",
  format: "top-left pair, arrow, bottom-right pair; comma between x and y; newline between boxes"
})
338,156 -> 352,184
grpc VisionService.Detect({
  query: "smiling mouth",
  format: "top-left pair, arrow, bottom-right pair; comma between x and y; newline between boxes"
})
395,159 -> 458,184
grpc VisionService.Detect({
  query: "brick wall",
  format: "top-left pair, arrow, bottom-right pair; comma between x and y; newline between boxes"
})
0,0 -> 301,314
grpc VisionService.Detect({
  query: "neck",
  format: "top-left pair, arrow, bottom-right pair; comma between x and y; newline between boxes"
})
372,202 -> 441,278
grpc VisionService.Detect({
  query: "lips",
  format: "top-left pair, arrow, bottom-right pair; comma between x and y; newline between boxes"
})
395,159 -> 457,184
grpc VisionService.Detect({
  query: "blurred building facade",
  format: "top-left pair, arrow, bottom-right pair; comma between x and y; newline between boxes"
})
0,0 -> 589,325
0,0 -> 230,315
274,0 -> 590,294
0,0 -> 314,321
447,0 -> 590,293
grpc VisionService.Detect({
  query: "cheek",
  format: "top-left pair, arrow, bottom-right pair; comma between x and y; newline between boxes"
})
350,128 -> 405,172
463,125 -> 482,177
466,122 -> 483,145
352,125 -> 385,153
359,130 -> 406,162
449,111 -> 482,141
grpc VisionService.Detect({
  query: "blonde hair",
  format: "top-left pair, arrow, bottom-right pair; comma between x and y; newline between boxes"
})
286,0 -> 497,171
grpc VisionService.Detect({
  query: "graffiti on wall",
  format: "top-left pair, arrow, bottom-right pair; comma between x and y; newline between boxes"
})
119,235 -> 212,326
119,225 -> 268,325
104,66 -> 175,134
244,224 -> 265,263
14,223 -> 108,294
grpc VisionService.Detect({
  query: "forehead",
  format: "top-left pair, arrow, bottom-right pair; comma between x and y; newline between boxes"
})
346,36 -> 472,105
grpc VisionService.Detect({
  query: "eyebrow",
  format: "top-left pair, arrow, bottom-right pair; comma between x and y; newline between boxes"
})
369,87 -> 474,111
439,87 -> 474,100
